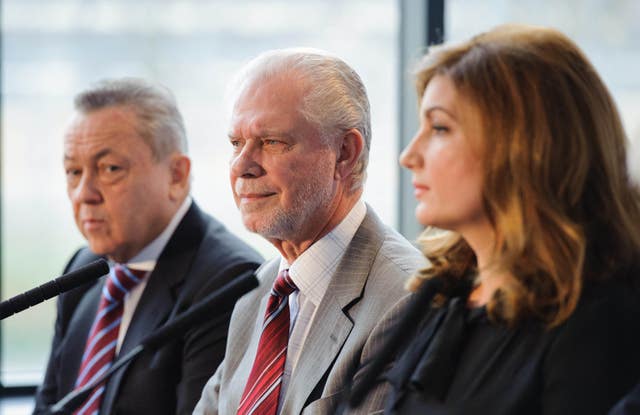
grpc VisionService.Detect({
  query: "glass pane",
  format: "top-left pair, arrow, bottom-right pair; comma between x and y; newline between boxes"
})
1,0 -> 398,386
445,0 -> 640,181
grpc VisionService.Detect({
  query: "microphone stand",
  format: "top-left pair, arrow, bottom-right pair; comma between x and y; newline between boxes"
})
46,269 -> 259,415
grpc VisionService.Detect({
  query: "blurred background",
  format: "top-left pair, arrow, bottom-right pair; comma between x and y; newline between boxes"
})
1,0 -> 638,411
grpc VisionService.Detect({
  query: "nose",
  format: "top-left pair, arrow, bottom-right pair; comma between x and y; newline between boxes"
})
230,140 -> 266,179
70,171 -> 103,205
399,131 -> 424,170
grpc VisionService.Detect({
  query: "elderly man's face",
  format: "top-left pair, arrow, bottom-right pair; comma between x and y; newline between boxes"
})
228,76 -> 339,242
63,106 -> 176,263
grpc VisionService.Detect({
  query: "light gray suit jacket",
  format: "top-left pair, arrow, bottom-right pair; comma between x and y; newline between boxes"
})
194,207 -> 425,415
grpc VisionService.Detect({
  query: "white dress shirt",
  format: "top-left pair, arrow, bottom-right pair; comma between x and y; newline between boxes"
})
112,196 -> 192,354
276,199 -> 366,406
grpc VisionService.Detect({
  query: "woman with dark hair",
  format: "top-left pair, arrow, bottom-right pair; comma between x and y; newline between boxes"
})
352,24 -> 640,415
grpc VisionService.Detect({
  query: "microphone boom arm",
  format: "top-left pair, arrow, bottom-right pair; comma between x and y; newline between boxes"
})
47,269 -> 259,415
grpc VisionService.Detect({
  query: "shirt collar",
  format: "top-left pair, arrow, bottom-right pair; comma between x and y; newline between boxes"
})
279,200 -> 366,306
121,196 -> 193,272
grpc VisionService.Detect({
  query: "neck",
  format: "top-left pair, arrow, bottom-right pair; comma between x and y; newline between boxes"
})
467,272 -> 508,307
458,220 -> 504,307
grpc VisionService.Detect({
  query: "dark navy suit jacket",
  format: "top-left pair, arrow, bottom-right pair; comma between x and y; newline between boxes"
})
33,202 -> 262,415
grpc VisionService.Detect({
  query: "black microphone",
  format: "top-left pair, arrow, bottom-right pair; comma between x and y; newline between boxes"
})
0,259 -> 109,320
49,269 -> 259,415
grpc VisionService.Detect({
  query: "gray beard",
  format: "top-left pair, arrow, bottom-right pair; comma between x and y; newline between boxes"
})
253,176 -> 335,241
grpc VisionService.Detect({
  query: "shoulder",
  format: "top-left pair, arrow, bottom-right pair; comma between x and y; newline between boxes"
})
63,247 -> 102,272
191,204 -> 263,270
339,209 -> 426,321
545,274 -> 640,368
58,247 -> 103,303
358,206 -> 427,281
375,224 -> 427,276
55,247 -> 104,328
149,204 -> 262,316
541,272 -> 640,414
551,274 -> 640,345
367,224 -> 427,300
174,204 -> 263,294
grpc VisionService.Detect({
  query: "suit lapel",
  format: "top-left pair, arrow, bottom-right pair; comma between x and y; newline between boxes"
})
224,260 -> 278,414
281,208 -> 386,414
100,202 -> 208,414
58,280 -> 103,395
243,260 -> 279,365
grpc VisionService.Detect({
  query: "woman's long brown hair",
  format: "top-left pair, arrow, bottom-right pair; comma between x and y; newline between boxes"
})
409,24 -> 640,327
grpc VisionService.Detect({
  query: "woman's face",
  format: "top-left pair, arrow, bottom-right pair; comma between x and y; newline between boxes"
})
400,74 -> 488,236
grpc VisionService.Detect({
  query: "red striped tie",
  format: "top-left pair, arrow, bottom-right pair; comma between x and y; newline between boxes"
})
237,269 -> 298,415
73,264 -> 145,415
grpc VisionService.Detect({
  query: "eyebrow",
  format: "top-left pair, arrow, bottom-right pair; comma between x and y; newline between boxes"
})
228,130 -> 295,140
424,105 -> 458,121
63,148 -> 114,162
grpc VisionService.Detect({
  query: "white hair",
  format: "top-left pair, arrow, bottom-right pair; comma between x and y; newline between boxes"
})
74,77 -> 188,160
229,48 -> 371,191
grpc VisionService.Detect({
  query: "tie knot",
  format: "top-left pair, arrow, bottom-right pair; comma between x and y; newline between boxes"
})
103,264 -> 146,304
272,269 -> 298,297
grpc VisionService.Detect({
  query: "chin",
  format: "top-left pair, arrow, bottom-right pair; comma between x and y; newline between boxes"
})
415,207 -> 434,227
241,217 -> 263,235
86,240 -> 111,256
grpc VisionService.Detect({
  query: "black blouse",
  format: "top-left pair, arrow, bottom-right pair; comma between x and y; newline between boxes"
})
384,277 -> 640,415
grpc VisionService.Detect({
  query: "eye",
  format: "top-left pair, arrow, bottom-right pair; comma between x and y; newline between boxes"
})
262,138 -> 290,151
97,161 -> 127,184
65,167 -> 81,176
65,167 -> 82,185
431,125 -> 450,134
103,164 -> 122,173
229,137 -> 245,152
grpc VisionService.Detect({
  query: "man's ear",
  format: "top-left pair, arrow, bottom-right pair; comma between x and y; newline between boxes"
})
335,128 -> 364,181
168,153 -> 191,201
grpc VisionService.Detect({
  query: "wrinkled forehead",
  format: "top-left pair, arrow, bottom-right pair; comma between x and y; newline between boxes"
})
229,75 -> 311,132
66,106 -> 140,136
63,107 -> 151,158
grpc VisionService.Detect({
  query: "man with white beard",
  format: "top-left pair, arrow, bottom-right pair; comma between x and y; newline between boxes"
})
194,48 -> 425,415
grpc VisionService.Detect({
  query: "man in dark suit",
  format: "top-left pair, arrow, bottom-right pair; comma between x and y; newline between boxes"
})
33,78 -> 262,415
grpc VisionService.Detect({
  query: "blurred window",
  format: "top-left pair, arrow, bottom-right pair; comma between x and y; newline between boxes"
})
1,0 -> 399,386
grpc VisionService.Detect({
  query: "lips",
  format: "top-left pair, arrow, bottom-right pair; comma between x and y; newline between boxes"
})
235,182 -> 276,200
237,192 -> 277,204
237,192 -> 276,198
81,218 -> 106,231
412,181 -> 430,198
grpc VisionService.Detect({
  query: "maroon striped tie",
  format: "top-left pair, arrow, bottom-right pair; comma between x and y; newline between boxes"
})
237,269 -> 298,415
73,264 -> 146,415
